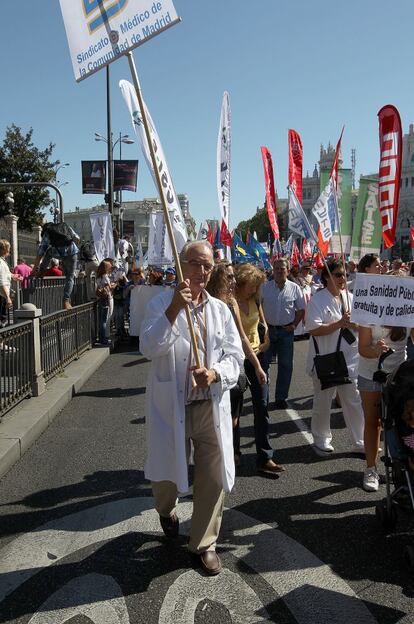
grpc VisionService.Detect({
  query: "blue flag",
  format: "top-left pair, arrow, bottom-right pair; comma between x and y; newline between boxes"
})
232,233 -> 255,263
245,237 -> 271,269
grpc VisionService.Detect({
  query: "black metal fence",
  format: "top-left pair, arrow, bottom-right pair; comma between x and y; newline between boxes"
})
21,277 -> 92,315
0,321 -> 33,418
40,302 -> 96,381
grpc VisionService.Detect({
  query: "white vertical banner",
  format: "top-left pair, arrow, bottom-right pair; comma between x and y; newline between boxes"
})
119,79 -> 188,251
89,211 -> 115,263
217,91 -> 231,260
147,211 -> 173,266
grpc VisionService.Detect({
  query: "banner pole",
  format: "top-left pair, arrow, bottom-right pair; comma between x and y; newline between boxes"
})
333,186 -> 351,310
126,51 -> 201,369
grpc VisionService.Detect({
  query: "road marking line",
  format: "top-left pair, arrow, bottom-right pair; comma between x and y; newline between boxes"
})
0,498 -> 378,623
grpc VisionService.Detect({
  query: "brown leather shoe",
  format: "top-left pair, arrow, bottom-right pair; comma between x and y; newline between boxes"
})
63,300 -> 72,310
159,513 -> 179,538
199,550 -> 222,576
258,459 -> 286,475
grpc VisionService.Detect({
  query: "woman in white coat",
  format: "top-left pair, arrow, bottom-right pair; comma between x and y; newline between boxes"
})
140,241 -> 244,576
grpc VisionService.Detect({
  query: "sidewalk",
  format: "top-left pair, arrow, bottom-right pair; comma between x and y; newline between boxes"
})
0,346 -> 110,479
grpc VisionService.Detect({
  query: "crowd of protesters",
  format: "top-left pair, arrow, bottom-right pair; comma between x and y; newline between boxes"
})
151,248 -> 414,495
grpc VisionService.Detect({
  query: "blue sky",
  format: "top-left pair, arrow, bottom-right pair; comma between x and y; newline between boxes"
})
0,0 -> 413,230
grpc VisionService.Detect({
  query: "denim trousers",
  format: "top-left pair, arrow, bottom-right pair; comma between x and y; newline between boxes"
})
40,250 -> 77,301
98,302 -> 110,343
262,326 -> 294,401
244,354 -> 273,466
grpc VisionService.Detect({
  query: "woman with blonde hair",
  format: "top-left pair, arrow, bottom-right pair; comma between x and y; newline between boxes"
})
96,259 -> 115,345
206,261 -> 266,466
235,263 -> 285,474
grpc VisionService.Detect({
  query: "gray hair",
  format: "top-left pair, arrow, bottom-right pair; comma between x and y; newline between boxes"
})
51,258 -> 59,267
273,257 -> 289,269
179,240 -> 213,261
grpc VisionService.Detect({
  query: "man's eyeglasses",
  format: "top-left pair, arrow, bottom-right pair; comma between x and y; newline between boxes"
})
332,272 -> 345,278
182,260 -> 214,273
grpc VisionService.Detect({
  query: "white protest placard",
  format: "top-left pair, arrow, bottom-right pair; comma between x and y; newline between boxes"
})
129,284 -> 164,336
59,0 -> 180,82
351,273 -> 414,327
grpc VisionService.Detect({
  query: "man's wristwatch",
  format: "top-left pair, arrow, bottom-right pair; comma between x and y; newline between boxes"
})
212,369 -> 221,383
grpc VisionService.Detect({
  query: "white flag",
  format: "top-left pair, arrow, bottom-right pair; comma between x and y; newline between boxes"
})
147,211 -> 173,266
312,177 -> 337,245
119,80 -> 188,252
89,211 -> 115,263
135,239 -> 144,265
288,186 -> 317,243
197,221 -> 209,240
217,92 -> 231,261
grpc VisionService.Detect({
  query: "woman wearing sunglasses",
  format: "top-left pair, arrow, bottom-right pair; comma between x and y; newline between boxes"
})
305,259 -> 365,454
357,253 -> 414,491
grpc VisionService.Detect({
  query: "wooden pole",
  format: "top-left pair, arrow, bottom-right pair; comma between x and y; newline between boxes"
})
126,52 -> 201,368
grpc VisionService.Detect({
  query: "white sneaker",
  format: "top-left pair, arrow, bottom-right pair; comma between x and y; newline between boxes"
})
314,442 -> 334,453
363,467 -> 379,492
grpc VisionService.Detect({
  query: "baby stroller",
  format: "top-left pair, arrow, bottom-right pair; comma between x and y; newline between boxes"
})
375,356 -> 414,569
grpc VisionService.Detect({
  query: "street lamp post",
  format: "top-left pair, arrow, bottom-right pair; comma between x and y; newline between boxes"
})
53,162 -> 69,221
94,130 -> 133,232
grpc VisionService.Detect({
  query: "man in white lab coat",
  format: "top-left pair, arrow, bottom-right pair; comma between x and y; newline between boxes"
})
140,241 -> 244,575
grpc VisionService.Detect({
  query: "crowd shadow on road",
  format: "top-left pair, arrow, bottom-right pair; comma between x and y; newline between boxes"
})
0,469 -> 151,538
75,386 -> 146,398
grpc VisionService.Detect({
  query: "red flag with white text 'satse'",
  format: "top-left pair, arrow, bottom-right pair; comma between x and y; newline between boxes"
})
378,105 -> 403,249
288,130 -> 303,205
260,146 -> 280,240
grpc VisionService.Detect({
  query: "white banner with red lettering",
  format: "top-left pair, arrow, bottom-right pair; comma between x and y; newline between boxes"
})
378,105 -> 403,249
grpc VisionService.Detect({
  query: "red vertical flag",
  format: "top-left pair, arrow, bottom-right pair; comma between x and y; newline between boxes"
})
378,105 -> 403,249
260,146 -> 280,240
288,129 -> 303,205
220,219 -> 233,247
330,126 -> 344,189
410,226 -> 414,253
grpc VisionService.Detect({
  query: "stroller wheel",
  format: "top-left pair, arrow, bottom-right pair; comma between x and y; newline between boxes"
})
404,546 -> 414,572
375,500 -> 397,532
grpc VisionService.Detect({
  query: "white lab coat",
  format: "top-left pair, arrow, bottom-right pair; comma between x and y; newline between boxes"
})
140,289 -> 244,493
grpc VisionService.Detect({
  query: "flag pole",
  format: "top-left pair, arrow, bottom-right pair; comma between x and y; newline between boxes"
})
126,51 -> 201,368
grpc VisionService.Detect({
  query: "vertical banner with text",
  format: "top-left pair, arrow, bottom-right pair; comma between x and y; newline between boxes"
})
320,168 -> 352,254
349,177 -> 381,261
90,211 -> 115,262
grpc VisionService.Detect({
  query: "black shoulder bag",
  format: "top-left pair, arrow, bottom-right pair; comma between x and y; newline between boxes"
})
312,330 -> 352,391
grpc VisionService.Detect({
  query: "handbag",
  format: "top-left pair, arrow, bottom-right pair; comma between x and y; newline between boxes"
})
236,370 -> 249,393
312,331 -> 352,391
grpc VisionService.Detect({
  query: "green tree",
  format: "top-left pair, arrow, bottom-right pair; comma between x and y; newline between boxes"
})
0,125 -> 58,230
236,204 -> 275,241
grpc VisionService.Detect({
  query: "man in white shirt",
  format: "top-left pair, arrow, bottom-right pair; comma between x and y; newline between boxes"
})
261,258 -> 305,408
140,241 -> 244,576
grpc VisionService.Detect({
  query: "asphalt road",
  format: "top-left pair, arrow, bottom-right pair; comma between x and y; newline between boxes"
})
0,338 -> 413,623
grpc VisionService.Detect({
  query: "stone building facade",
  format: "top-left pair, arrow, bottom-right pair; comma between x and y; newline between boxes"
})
64,194 -> 196,252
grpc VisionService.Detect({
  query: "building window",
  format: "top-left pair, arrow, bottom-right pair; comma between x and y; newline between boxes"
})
411,177 -> 414,187
406,178 -> 409,187
411,154 -> 414,164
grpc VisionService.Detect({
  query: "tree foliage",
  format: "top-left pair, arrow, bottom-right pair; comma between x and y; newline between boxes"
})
0,125 -> 58,230
236,204 -> 273,241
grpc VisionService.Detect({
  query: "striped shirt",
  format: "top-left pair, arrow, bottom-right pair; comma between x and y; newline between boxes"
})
185,292 -> 211,404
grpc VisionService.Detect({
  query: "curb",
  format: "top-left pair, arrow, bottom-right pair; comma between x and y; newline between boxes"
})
0,347 -> 110,479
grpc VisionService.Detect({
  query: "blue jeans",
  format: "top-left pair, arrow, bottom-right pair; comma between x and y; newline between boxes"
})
244,354 -> 273,466
262,326 -> 294,401
98,302 -> 110,344
40,249 -> 77,301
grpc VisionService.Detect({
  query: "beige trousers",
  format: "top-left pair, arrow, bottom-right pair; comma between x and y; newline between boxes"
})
152,400 -> 225,554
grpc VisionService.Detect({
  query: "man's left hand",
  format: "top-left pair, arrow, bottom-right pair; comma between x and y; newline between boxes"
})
285,323 -> 295,333
192,367 -> 216,388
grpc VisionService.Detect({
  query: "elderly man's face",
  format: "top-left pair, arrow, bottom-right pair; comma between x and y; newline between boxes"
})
182,246 -> 214,295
